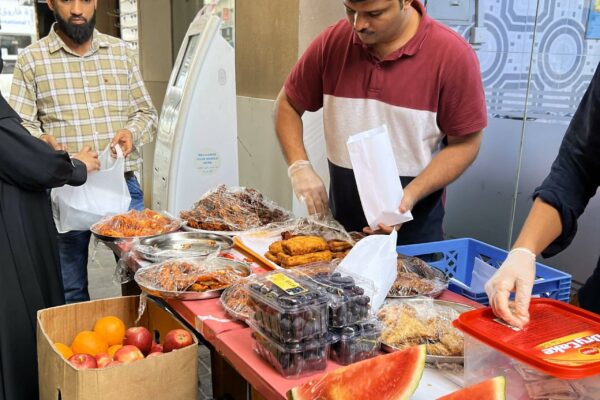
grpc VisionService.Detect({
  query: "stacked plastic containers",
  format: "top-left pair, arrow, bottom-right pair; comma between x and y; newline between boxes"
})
246,267 -> 381,378
307,270 -> 382,366
246,270 -> 332,378
454,299 -> 600,399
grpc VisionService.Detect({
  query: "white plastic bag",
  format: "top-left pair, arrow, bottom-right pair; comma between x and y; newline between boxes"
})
337,230 -> 398,312
347,124 -> 413,230
52,145 -> 131,233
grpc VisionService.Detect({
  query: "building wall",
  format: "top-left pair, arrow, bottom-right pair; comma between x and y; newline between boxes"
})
443,0 -> 600,283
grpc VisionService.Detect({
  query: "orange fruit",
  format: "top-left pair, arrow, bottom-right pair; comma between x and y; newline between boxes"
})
54,342 -> 73,359
71,331 -> 109,356
93,316 -> 126,346
108,344 -> 123,358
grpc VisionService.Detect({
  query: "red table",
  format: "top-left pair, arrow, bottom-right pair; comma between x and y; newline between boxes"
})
110,238 -> 482,400
169,286 -> 480,400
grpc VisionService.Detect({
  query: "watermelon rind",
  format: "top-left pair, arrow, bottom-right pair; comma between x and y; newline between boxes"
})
288,345 -> 426,400
436,376 -> 506,400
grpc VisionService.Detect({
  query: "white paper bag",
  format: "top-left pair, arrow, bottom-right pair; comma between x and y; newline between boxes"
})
347,124 -> 413,230
52,145 -> 131,232
337,230 -> 398,312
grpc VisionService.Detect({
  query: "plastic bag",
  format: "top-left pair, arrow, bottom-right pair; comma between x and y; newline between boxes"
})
134,255 -> 250,296
256,215 -> 355,242
179,185 -> 293,232
337,230 -> 398,312
346,125 -> 413,230
52,145 -> 131,233
91,209 -> 181,238
388,254 -> 449,297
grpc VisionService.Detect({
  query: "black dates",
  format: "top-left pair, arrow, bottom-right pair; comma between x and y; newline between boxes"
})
330,321 -> 381,365
252,330 -> 329,378
311,272 -> 371,327
248,275 -> 329,343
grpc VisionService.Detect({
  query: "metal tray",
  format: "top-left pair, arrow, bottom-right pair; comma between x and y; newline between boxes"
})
134,257 -> 252,301
91,214 -> 182,243
181,223 -> 251,237
134,232 -> 233,262
379,299 -> 474,364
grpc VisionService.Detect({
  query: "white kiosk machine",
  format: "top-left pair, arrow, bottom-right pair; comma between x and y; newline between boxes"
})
153,7 -> 238,214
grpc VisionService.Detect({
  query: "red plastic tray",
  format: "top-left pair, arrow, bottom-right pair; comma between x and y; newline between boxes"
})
454,298 -> 600,379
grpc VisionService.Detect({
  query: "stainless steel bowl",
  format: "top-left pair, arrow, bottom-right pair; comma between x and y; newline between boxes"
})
134,232 -> 233,262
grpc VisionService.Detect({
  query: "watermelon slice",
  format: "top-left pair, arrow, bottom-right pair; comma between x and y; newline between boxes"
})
287,345 -> 426,400
436,376 -> 506,400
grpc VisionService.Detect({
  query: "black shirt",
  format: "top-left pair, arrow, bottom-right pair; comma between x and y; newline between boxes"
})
533,63 -> 600,313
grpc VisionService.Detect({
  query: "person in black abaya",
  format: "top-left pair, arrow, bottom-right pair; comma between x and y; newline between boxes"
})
0,55 -> 99,399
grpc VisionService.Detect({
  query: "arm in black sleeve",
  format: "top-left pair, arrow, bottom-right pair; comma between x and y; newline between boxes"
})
534,64 -> 600,257
0,116 -> 87,191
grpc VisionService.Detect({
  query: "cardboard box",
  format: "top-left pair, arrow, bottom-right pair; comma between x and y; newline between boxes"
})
37,296 -> 198,400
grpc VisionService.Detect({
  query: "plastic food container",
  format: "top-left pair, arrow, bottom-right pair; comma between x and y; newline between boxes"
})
251,321 -> 333,378
454,299 -> 600,400
307,270 -> 372,327
330,319 -> 381,365
246,271 -> 329,343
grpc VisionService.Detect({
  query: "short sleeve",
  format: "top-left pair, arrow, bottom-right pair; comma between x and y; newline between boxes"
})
437,46 -> 487,136
284,32 -> 326,112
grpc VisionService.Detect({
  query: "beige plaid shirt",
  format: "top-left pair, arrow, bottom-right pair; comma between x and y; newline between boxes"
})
9,25 -> 157,172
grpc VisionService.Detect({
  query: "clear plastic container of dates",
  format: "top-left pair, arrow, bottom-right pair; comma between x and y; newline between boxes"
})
454,299 -> 600,400
250,320 -> 334,378
291,262 -> 374,328
246,270 -> 329,343
330,319 -> 382,365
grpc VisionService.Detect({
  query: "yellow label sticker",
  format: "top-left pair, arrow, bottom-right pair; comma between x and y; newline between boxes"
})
535,330 -> 600,365
266,273 -> 307,296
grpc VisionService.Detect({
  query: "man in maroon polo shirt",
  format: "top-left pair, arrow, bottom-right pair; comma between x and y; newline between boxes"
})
275,0 -> 487,244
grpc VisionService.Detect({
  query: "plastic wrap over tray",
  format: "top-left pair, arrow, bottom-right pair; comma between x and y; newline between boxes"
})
134,256 -> 252,300
378,297 -> 473,364
179,185 -> 293,233
387,254 -> 449,298
91,209 -> 182,242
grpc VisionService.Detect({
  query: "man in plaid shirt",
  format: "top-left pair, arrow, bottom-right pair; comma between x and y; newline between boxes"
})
10,0 -> 158,303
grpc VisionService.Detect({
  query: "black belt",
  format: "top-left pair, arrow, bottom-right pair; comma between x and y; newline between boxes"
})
124,171 -> 135,180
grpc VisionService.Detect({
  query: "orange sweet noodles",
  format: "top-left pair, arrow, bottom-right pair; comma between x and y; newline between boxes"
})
93,209 -> 178,238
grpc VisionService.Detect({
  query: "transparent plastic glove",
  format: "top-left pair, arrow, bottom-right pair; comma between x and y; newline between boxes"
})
485,248 -> 536,329
287,160 -> 329,216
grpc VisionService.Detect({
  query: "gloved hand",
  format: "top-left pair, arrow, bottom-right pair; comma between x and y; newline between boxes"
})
485,248 -> 536,329
288,160 -> 329,216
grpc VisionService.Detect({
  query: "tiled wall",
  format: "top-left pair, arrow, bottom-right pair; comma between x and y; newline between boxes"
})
444,0 -> 600,283
474,0 -> 600,123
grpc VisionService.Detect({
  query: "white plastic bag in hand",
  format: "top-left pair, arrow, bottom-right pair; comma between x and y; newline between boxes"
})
337,230 -> 398,312
347,124 -> 413,230
52,145 -> 131,232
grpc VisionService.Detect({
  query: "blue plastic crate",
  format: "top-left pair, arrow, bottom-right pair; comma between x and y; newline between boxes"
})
396,238 -> 571,306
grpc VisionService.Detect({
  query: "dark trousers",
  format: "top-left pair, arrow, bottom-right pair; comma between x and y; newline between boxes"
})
578,256 -> 600,314
58,175 -> 144,303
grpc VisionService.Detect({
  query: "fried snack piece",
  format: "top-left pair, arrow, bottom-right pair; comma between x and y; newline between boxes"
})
327,239 -> 353,252
268,241 -> 284,254
278,250 -> 333,268
391,271 -> 435,296
379,306 -> 434,346
264,251 -> 280,264
427,342 -> 453,356
438,328 -> 464,356
333,250 -> 350,259
281,235 -> 328,255
188,272 -> 233,292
